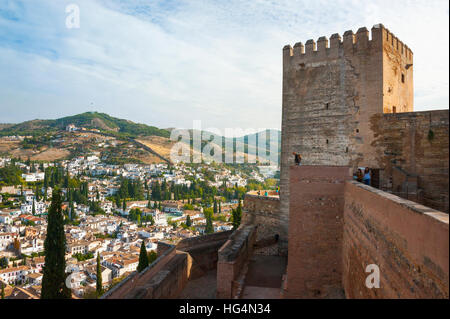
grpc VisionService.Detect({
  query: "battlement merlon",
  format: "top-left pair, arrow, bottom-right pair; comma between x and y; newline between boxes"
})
283,24 -> 413,63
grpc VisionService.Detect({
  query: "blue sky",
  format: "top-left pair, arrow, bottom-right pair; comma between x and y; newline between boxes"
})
0,0 -> 448,131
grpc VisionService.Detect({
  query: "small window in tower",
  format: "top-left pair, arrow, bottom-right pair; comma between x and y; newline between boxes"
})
356,129 -> 359,133
392,106 -> 397,113
326,139 -> 329,144
326,103 -> 329,110
401,74 -> 405,83
345,147 -> 348,153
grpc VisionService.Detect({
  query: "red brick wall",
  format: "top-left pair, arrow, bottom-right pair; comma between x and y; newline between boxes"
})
216,225 -> 257,298
343,181 -> 449,298
285,166 -> 351,298
370,110 -> 449,213
243,194 -> 283,255
103,245 -> 178,299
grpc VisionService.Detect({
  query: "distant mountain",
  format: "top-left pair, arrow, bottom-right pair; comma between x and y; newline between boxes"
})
0,112 -> 170,139
172,128 -> 281,164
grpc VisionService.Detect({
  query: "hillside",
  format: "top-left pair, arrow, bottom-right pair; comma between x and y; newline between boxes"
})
0,112 -> 170,139
0,112 -> 281,165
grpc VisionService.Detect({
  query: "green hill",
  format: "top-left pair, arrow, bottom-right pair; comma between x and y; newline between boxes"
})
0,112 -> 170,138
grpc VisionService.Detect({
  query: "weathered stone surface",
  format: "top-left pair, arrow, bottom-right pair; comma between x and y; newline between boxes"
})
284,166 -> 350,299
370,110 -> 449,213
343,181 -> 449,298
216,224 -> 257,299
280,24 -> 447,252
243,193 -> 284,255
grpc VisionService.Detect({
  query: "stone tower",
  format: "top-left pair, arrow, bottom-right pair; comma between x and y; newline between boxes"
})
279,24 -> 414,252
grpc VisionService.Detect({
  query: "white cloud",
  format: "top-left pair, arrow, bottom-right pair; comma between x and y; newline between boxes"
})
0,0 -> 448,130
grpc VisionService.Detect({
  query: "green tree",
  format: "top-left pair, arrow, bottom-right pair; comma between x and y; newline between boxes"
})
35,184 -> 40,201
119,178 -> 129,198
41,189 -> 71,299
0,257 -> 8,269
231,200 -> 242,230
186,215 -> 192,227
115,194 -> 121,208
96,252 -> 102,297
147,251 -> 157,264
151,181 -> 161,201
204,208 -> 214,234
0,163 -> 24,186
213,199 -> 217,214
137,241 -> 149,272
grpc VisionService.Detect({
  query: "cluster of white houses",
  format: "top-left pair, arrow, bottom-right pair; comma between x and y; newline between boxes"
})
0,154 -> 256,297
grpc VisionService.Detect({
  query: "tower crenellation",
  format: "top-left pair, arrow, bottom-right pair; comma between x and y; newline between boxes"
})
283,24 -> 413,64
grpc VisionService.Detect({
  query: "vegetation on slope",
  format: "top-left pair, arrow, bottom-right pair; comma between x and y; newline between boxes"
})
0,112 -> 170,139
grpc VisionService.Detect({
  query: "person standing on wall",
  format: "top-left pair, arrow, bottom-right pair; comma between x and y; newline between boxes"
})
355,168 -> 364,183
293,152 -> 302,166
363,167 -> 371,186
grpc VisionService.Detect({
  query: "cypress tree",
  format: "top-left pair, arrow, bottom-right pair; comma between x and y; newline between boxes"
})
64,166 -> 69,189
96,252 -> 102,297
35,184 -> 40,202
186,215 -> 192,227
213,200 -> 217,214
232,200 -> 242,230
205,215 -> 214,234
44,168 -> 48,189
115,194 -> 121,208
137,241 -> 149,272
41,189 -> 71,299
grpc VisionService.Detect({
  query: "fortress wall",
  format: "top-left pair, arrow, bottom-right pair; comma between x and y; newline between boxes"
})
177,231 -> 232,279
136,252 -> 192,299
176,230 -> 233,250
216,225 -> 257,298
243,194 -> 282,255
104,232 -> 232,299
370,110 -> 449,213
343,181 -> 449,298
102,243 -> 178,299
285,166 -> 350,298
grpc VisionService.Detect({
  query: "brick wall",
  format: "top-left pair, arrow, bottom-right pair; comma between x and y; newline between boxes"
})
343,181 -> 449,298
103,244 -> 179,299
243,194 -> 282,255
284,166 -> 350,298
370,110 -> 449,213
177,231 -> 232,279
103,232 -> 232,299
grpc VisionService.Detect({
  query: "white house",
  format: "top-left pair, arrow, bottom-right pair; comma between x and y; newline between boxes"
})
0,266 -> 32,285
0,213 -> 13,225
